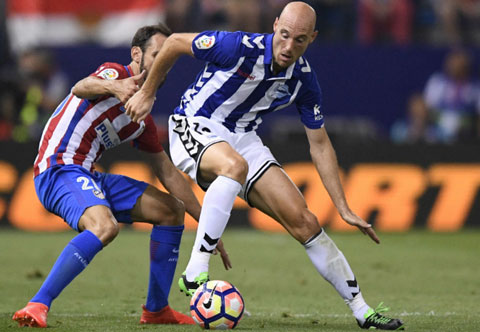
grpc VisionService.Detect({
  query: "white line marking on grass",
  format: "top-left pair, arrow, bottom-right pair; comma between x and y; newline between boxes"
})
249,311 -> 467,318
398,311 -> 459,317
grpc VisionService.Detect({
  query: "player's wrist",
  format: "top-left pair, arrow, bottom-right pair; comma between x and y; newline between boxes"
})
137,86 -> 155,100
338,207 -> 354,220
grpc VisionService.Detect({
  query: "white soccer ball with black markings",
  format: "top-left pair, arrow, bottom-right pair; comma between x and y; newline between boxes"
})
190,280 -> 244,330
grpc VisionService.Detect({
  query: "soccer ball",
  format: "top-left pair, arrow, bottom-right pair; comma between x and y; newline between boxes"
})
190,280 -> 244,330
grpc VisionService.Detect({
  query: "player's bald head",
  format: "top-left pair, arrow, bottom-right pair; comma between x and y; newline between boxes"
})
271,1 -> 317,72
278,1 -> 316,33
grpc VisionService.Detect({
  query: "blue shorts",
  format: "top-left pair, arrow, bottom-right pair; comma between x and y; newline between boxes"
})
34,164 -> 149,231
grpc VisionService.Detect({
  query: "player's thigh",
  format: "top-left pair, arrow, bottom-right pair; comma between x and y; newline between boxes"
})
248,165 -> 321,242
169,114 -> 247,186
248,165 -> 306,221
199,141 -> 248,183
98,172 -> 149,224
34,165 -> 113,232
130,185 -> 185,225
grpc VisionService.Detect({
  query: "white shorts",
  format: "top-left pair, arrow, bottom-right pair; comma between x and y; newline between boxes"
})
168,114 -> 280,202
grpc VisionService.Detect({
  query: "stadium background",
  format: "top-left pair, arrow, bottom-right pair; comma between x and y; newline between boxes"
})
1,0 -> 479,233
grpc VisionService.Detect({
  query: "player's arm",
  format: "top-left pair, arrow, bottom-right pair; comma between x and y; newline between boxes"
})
305,126 -> 380,244
145,150 -> 201,220
125,33 -> 198,123
72,71 -> 146,104
143,150 -> 232,269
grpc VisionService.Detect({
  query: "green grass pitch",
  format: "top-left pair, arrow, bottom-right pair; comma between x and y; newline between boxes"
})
1,229 -> 479,331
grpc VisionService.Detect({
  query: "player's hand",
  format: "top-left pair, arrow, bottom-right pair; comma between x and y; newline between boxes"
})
342,211 -> 380,244
213,239 -> 232,270
125,87 -> 155,123
113,70 -> 146,104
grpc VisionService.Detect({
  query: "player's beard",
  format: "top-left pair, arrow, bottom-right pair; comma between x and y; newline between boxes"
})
139,55 -> 148,82
140,55 -> 145,73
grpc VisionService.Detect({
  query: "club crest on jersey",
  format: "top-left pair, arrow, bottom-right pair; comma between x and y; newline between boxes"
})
98,68 -> 119,80
92,189 -> 105,199
275,84 -> 290,99
195,35 -> 215,50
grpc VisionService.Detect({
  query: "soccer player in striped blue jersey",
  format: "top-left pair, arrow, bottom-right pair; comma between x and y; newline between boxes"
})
126,2 -> 404,330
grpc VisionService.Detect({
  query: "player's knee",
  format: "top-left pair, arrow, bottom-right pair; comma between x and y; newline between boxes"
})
85,219 -> 119,246
289,210 -> 321,243
101,221 -> 120,244
220,155 -> 248,184
156,196 -> 185,226
170,197 -> 185,226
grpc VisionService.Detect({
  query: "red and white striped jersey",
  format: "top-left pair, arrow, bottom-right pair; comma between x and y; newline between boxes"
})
33,62 -> 163,177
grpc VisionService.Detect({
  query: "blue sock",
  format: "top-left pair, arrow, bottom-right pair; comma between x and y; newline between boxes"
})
146,225 -> 184,312
31,230 -> 103,308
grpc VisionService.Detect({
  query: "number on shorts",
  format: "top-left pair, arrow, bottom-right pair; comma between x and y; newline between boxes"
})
77,176 -> 94,190
77,176 -> 101,192
76,176 -> 105,199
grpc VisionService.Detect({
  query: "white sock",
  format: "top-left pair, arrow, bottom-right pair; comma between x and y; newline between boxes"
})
185,175 -> 242,280
304,230 -> 370,321
186,250 -> 211,280
345,292 -> 371,324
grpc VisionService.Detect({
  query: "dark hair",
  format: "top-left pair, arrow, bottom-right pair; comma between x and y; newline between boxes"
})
131,23 -> 172,52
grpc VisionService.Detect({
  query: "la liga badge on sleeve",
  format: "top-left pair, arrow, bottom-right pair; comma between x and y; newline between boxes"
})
195,35 -> 216,50
98,68 -> 119,80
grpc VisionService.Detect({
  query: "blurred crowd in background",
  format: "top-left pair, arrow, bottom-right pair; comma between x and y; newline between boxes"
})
1,0 -> 480,144
166,0 -> 480,46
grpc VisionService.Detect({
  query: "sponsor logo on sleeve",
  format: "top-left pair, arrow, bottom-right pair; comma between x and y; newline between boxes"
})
314,104 -> 323,121
195,35 -> 215,50
98,68 -> 119,80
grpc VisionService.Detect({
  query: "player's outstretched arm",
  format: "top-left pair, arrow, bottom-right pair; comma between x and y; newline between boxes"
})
72,71 -> 146,103
125,33 -> 199,123
305,126 -> 380,244
146,150 -> 201,220
144,150 -> 233,269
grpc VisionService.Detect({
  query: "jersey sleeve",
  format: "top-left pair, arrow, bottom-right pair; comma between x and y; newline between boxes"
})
131,115 -> 164,153
295,69 -> 325,129
192,31 -> 244,67
89,62 -> 130,81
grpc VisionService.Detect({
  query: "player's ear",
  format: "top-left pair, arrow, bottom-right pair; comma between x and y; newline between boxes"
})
273,17 -> 279,32
309,30 -> 318,44
131,46 -> 142,64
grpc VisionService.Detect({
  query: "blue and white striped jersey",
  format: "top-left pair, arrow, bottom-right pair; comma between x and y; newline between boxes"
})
173,30 -> 324,133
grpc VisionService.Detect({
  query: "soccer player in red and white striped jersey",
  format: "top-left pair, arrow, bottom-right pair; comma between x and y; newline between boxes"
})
13,23 -> 230,328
